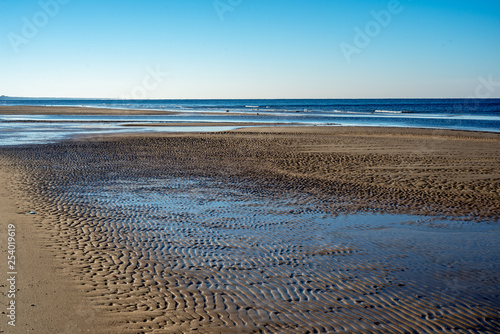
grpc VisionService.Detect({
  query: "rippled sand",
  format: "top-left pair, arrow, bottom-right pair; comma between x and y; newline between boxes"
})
1,127 -> 499,333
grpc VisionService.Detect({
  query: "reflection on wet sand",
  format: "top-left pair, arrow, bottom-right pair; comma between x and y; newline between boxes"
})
1,127 -> 499,333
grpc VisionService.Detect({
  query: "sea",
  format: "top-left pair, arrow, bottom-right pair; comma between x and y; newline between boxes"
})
1,98 -> 499,145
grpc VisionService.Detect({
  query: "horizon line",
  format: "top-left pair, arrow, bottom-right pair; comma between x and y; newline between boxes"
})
2,96 -> 500,100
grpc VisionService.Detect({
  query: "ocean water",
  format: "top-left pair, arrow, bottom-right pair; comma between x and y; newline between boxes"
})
1,98 -> 499,145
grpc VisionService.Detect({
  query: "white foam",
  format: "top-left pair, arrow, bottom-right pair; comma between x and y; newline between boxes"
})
374,110 -> 409,114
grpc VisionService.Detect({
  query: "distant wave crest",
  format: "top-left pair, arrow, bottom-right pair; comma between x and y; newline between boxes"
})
374,110 -> 411,114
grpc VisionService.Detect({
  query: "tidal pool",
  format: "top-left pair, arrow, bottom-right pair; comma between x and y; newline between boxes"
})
40,174 -> 500,332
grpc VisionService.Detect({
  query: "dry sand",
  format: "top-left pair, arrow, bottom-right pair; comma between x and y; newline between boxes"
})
0,161 -> 114,333
1,125 -> 499,333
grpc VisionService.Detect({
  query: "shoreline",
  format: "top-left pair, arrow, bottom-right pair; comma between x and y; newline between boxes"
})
1,126 -> 499,332
2,104 -> 500,136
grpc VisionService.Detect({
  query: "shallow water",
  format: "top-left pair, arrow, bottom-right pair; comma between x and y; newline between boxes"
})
0,114 -> 251,146
2,98 -> 500,146
42,173 -> 499,332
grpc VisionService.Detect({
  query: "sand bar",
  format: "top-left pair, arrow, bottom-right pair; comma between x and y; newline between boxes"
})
0,105 -> 175,115
119,122 -> 292,127
1,125 -> 499,333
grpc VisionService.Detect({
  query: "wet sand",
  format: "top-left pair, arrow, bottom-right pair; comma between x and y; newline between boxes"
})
120,123 -> 289,127
1,126 -> 499,333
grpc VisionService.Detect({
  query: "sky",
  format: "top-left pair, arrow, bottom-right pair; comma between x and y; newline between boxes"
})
0,0 -> 499,99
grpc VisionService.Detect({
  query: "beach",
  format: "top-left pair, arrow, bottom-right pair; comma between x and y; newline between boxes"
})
1,109 -> 499,333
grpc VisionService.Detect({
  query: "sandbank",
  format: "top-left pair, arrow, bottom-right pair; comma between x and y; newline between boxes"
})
0,105 -> 174,115
1,126 -> 499,333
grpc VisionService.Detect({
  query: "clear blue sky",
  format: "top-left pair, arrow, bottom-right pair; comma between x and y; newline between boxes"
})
1,0 -> 499,98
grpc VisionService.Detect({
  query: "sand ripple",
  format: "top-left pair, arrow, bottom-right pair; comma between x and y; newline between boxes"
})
1,129 -> 499,333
